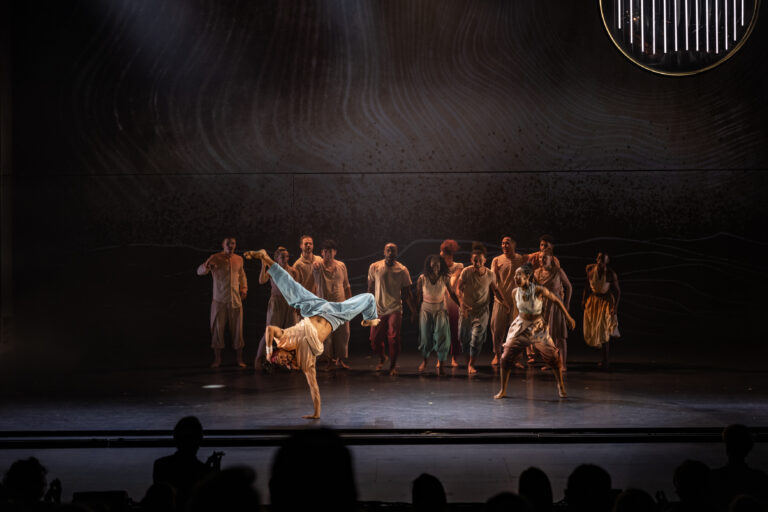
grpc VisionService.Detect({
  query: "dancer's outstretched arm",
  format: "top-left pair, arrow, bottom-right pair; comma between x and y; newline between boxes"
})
303,369 -> 321,419
244,250 -> 275,268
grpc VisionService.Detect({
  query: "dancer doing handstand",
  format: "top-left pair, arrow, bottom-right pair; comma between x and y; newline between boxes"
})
494,263 -> 575,399
244,249 -> 380,419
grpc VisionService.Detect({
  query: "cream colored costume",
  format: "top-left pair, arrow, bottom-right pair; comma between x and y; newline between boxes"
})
197,252 -> 248,349
583,265 -> 620,348
490,253 -> 526,356
292,254 -> 323,294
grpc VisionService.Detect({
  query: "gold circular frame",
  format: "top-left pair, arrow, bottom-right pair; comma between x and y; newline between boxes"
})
599,0 -> 760,76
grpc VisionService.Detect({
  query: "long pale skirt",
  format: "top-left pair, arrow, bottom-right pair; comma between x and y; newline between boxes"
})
583,293 -> 620,348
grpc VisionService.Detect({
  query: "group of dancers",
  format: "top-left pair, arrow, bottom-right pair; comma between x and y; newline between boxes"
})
197,236 -> 621,417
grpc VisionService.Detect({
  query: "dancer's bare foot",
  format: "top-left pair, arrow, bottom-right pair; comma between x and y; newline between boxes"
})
375,356 -> 388,371
558,383 -> 568,398
494,390 -> 506,399
244,249 -> 267,260
388,367 -> 398,376
417,359 -> 427,373
302,414 -> 320,420
337,359 -> 350,370
361,319 -> 381,327
467,365 -> 478,375
541,366 -> 550,372
491,355 -> 499,366
236,360 -> 247,368
210,360 -> 221,369
514,361 -> 526,369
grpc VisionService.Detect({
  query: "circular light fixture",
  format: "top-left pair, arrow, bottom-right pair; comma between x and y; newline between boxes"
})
600,0 -> 760,75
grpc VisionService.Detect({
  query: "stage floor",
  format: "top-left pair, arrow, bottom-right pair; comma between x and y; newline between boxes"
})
1,352 -> 766,431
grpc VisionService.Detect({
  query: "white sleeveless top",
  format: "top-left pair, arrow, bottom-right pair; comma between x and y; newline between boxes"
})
515,284 -> 542,315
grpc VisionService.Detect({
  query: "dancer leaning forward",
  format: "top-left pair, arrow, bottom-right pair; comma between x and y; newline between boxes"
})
244,249 -> 380,419
494,263 -> 575,399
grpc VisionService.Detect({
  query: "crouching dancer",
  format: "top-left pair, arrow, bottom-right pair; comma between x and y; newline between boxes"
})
244,249 -> 380,419
494,263 -> 575,399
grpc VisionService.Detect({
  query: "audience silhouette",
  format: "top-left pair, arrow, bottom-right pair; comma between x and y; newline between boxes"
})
519,467 -> 553,512
152,416 -> 217,511
269,428 -> 357,512
1,421 -> 765,512
412,473 -> 447,512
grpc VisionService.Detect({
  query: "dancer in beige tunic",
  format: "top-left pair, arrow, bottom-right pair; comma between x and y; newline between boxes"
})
196,237 -> 248,368
254,247 -> 300,370
490,236 -> 526,366
534,253 -> 573,371
292,235 -> 323,294
583,252 -> 621,369
312,239 -> 352,369
495,264 -> 575,399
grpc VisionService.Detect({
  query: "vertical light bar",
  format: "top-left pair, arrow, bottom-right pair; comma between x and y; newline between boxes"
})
733,0 -> 736,39
641,0 -> 645,51
685,0 -> 689,49
742,0 -> 744,25
674,0 -> 678,51
630,0 -> 634,44
706,0 -> 710,51
663,0 -> 667,53
619,0 -> 622,28
653,0 -> 657,53
723,0 -> 728,50
696,0 -> 700,50
716,0 -> 719,53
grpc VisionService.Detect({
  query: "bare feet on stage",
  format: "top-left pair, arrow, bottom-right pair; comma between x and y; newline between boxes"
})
336,358 -> 350,370
361,318 -> 381,327
243,249 -> 267,261
557,382 -> 568,398
491,355 -> 499,366
211,360 -> 221,369
417,358 -> 427,373
494,390 -> 506,399
236,360 -> 247,368
388,367 -> 398,376
302,414 -> 319,420
467,365 -> 478,375
376,355 -> 388,371
450,357 -> 459,368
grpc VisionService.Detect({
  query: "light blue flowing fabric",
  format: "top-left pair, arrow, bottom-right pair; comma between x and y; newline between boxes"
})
267,263 -> 378,331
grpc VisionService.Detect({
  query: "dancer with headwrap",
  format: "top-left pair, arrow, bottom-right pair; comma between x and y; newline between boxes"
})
494,263 -> 574,399
244,249 -> 379,419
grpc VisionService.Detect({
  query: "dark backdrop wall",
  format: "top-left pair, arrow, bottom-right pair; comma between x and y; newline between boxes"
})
5,0 -> 768,369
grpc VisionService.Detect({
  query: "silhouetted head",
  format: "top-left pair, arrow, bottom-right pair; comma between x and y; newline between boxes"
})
270,429 -> 356,512
141,482 -> 177,512
173,416 -> 203,455
486,492 -> 534,512
519,467 -> 553,512
613,488 -> 656,512
188,466 -> 259,512
412,473 -> 446,512
729,495 -> 762,512
565,464 -> 613,512
722,424 -> 754,462
673,459 -> 711,504
2,457 -> 48,504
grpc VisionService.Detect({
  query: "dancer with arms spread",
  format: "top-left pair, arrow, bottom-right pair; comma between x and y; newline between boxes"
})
245,249 -> 379,419
583,252 -> 620,369
494,263 -> 574,399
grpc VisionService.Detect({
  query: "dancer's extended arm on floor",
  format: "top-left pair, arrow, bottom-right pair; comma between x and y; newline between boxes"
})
538,286 -> 575,330
303,369 -> 321,419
